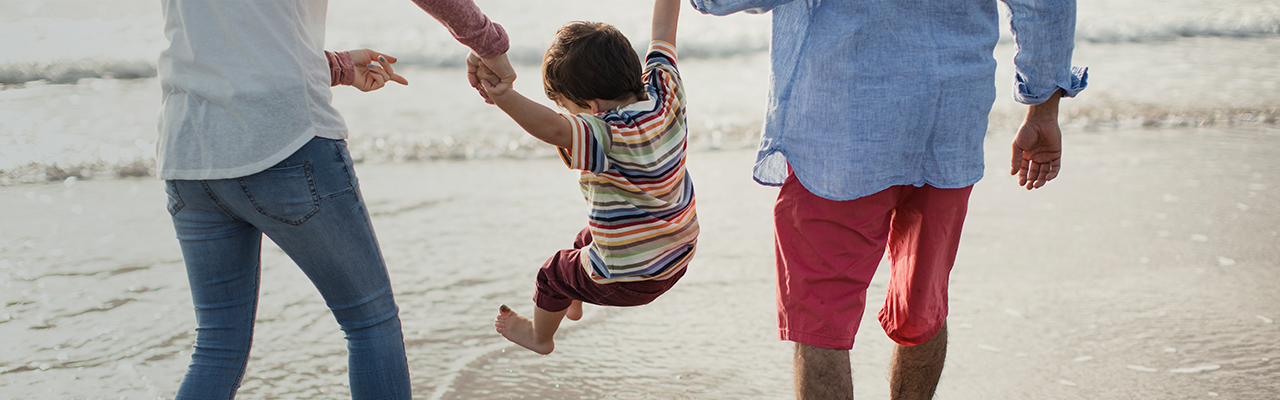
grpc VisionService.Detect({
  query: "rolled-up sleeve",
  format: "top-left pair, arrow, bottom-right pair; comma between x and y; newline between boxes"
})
690,0 -> 800,16
1003,0 -> 1089,104
325,51 -> 354,87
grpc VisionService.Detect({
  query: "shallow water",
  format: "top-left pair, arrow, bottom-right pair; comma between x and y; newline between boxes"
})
3,0 -> 1280,184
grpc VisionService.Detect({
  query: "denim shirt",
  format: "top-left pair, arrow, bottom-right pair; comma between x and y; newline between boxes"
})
692,0 -> 1088,200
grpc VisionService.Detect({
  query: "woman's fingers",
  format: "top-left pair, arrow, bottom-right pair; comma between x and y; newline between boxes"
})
373,55 -> 409,85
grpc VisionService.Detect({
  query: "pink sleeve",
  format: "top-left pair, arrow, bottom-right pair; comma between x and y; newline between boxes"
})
410,0 -> 510,57
326,51 -> 355,87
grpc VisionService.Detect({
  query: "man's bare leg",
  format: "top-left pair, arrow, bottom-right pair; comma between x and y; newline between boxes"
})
565,300 -> 583,321
889,323 -> 947,400
495,304 -> 567,355
794,343 -> 853,400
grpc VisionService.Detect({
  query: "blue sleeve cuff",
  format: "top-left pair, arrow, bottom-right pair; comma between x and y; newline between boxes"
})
1061,66 -> 1088,98
690,0 -> 798,15
1014,66 -> 1089,104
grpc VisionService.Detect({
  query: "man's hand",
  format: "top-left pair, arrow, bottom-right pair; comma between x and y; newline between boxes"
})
1010,89 -> 1064,190
466,52 -> 515,104
349,49 -> 409,92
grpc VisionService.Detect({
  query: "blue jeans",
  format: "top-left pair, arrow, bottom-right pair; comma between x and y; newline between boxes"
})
165,137 -> 410,399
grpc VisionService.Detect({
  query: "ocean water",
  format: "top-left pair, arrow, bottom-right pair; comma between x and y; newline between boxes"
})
2,1 -> 1279,399
2,0 -> 1279,184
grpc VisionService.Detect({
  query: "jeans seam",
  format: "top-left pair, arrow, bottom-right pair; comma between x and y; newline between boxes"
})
228,260 -> 262,398
199,181 -> 247,223
166,181 -> 186,215
322,139 -> 356,199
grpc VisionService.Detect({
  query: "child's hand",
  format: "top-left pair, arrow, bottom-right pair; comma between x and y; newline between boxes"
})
349,49 -> 409,92
477,73 -> 506,100
475,63 -> 504,97
467,52 -> 515,104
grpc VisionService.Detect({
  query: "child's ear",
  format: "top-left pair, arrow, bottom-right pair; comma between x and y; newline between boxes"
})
586,99 -> 604,114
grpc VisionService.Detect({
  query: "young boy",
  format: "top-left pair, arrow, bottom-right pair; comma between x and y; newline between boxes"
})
473,0 -> 694,355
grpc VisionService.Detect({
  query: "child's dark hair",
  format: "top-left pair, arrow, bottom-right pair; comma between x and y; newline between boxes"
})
543,21 -> 645,109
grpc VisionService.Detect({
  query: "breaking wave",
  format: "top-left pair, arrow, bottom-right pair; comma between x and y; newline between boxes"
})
3,18 -> 1277,86
3,106 -> 1277,186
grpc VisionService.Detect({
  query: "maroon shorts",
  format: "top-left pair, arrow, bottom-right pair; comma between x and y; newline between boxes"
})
774,172 -> 973,350
533,228 -> 686,312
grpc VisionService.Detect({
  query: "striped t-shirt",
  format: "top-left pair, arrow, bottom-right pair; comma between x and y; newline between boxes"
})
557,40 -> 698,284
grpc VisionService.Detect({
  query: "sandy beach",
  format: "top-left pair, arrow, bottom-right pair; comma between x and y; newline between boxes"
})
4,1 -> 1280,396
1,124 -> 1277,399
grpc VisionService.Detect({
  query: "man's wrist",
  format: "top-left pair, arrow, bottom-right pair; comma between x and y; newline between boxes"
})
1026,89 -> 1063,121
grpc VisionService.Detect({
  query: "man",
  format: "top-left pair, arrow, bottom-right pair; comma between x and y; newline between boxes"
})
692,0 -> 1087,398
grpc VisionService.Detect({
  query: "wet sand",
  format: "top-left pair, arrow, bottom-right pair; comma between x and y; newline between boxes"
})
2,126 -> 1278,399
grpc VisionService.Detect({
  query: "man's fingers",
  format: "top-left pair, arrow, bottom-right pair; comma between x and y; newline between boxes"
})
1037,160 -> 1061,189
1044,162 -> 1061,183
1010,143 -> 1023,176
1016,157 -> 1030,187
1025,161 -> 1040,190
1030,162 -> 1046,189
1026,159 -> 1059,189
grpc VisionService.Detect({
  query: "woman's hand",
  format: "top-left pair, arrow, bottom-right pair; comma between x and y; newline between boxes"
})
349,49 -> 409,92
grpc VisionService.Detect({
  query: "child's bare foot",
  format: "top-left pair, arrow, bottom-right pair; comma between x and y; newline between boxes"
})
566,300 -> 584,321
495,305 -> 555,355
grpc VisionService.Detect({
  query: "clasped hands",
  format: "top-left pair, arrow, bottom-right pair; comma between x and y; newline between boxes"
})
466,52 -> 516,103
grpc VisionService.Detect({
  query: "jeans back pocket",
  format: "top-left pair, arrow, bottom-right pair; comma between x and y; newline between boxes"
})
237,162 -> 321,226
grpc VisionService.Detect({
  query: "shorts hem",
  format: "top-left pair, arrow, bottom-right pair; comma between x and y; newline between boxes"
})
533,290 -> 572,312
780,329 -> 855,351
880,312 -> 947,347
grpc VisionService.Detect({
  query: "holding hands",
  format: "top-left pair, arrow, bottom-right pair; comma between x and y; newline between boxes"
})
467,51 -> 516,103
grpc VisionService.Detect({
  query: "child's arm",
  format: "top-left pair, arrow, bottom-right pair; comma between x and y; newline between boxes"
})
652,0 -> 681,46
478,81 -> 573,149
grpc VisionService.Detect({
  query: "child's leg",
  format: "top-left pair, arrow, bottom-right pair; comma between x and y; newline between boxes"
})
495,304 -> 566,355
566,300 -> 584,321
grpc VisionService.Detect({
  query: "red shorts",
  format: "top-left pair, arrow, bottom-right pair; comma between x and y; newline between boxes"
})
533,228 -> 685,312
774,173 -> 973,349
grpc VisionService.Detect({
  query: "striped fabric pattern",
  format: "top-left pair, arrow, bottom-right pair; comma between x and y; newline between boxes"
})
556,40 -> 698,283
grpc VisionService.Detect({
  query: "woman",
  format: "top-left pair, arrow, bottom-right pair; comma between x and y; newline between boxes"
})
156,1 -> 513,398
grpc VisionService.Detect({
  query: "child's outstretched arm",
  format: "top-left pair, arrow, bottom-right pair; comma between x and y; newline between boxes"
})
653,0 -> 681,46
478,81 -> 573,149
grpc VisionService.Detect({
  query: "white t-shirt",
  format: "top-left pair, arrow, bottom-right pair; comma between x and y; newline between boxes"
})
157,0 -> 346,180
